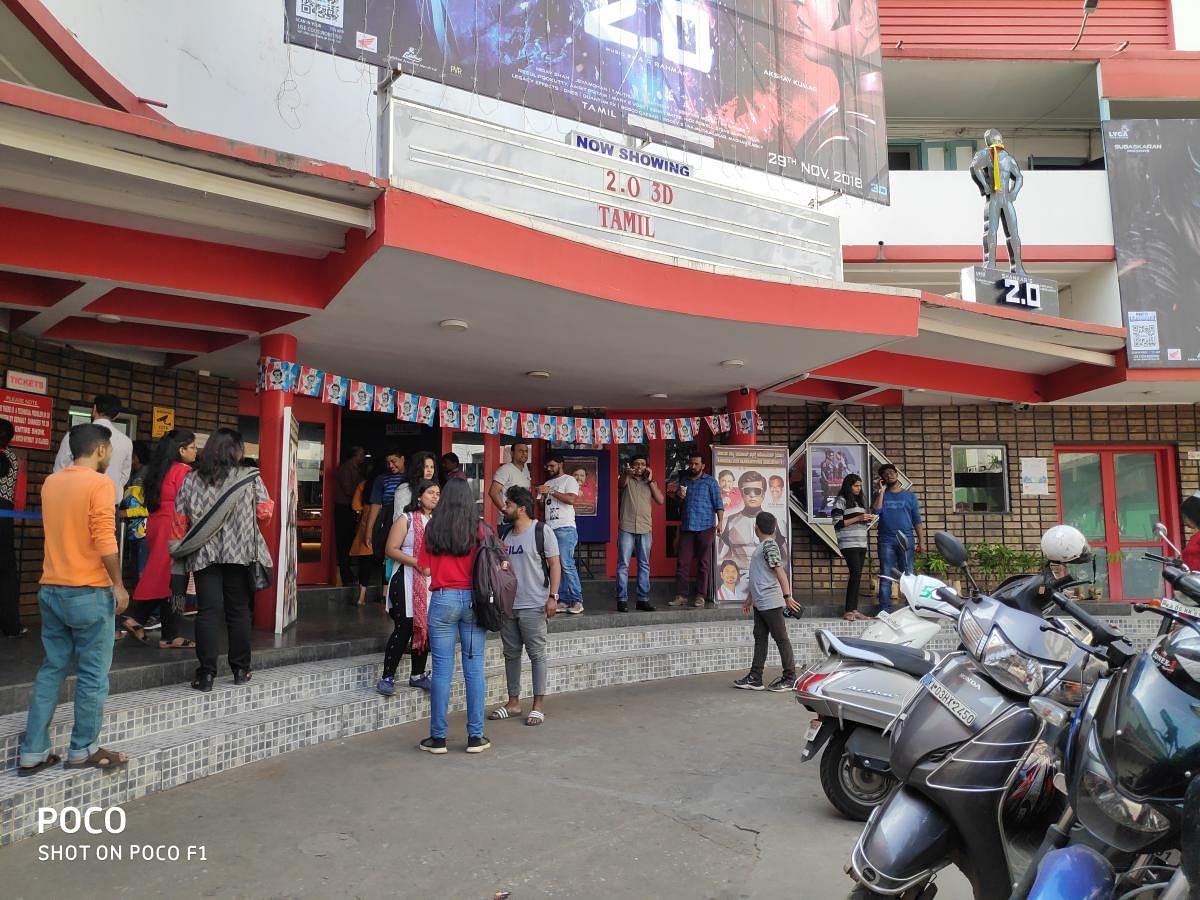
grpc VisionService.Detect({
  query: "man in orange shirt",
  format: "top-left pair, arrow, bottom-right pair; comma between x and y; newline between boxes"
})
18,423 -> 131,775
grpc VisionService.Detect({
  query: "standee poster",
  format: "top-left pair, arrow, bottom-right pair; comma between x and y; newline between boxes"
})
1104,119 -> 1200,368
711,445 -> 790,607
275,408 -> 300,634
286,0 -> 889,202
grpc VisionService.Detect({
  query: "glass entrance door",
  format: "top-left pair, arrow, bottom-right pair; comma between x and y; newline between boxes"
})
1056,446 -> 1177,600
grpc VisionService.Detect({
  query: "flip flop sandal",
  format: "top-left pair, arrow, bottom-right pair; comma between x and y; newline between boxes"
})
159,638 -> 196,650
119,619 -> 147,643
488,706 -> 517,720
64,747 -> 129,771
525,710 -> 545,726
17,753 -> 61,777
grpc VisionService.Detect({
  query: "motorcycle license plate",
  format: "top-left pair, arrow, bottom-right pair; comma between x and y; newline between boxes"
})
876,610 -> 903,632
927,678 -> 977,727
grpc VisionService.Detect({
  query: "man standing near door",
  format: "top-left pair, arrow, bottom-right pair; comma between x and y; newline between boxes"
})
489,441 -> 531,538
539,453 -> 583,615
872,464 -> 923,613
333,446 -> 365,586
671,452 -> 724,609
616,454 -> 663,612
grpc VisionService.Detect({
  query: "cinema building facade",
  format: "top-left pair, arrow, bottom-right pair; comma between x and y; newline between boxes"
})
1,0 -> 1199,628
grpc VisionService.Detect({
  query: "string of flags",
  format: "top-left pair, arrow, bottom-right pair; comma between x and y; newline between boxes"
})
258,357 -> 766,439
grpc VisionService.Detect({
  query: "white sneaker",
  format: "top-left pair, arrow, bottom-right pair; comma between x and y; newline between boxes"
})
567,602 -> 585,615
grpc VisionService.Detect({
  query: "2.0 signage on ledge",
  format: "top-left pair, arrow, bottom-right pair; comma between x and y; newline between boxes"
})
286,0 -> 889,203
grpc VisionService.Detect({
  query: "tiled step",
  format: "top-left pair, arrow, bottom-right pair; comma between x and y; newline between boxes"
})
0,617 -> 925,773
0,614 -> 1160,846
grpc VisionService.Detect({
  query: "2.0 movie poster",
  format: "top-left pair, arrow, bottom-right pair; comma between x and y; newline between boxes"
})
287,0 -> 889,202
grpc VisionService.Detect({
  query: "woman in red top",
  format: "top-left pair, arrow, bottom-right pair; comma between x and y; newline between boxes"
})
417,476 -> 489,754
127,429 -> 197,649
1182,492 -> 1200,571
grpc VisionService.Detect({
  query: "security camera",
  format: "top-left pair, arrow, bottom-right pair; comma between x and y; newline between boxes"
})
738,386 -> 750,396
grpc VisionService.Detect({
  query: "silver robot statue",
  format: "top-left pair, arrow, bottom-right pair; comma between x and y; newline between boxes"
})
970,129 -> 1026,276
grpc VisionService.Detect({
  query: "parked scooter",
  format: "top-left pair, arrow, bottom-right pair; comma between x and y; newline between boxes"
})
796,533 -> 960,819
846,526 -> 1113,900
1017,525 -> 1200,900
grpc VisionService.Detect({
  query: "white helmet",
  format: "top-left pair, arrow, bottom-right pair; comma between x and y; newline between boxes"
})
1041,525 -> 1091,565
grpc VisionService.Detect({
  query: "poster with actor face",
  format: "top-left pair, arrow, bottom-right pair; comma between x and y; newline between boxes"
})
711,445 -> 791,607
285,0 -> 889,203
809,443 -> 866,518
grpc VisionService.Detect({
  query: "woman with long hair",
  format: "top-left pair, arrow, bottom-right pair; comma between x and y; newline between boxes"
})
377,478 -> 439,696
173,428 -> 272,691
392,451 -> 438,521
417,476 -> 489,754
831,473 -> 874,621
125,429 -> 197,648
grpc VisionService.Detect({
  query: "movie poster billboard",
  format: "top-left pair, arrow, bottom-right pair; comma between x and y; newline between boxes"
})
809,443 -> 867,519
560,450 -> 611,542
1104,119 -> 1200,367
285,0 -> 889,202
712,445 -> 790,608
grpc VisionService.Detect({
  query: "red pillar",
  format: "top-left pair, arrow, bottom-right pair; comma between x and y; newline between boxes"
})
255,333 -> 297,629
725,388 -> 758,446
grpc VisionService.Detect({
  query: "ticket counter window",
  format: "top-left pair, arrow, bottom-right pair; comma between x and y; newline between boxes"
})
297,423 -> 325,563
451,433 -> 487,520
69,406 -> 136,439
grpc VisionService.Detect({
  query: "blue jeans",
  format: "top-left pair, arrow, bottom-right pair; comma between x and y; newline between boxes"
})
21,585 -> 116,766
428,588 -> 487,740
877,536 -> 915,612
616,530 -> 652,600
553,526 -> 582,604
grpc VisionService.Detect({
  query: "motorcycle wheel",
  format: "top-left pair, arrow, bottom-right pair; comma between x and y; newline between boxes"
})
819,728 -> 895,822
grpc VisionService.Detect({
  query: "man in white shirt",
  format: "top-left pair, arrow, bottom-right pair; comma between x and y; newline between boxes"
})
53,394 -> 133,499
489,441 -> 531,537
538,452 -> 583,614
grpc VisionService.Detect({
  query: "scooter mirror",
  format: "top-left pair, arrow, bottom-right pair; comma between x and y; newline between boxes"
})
1154,522 -> 1184,558
935,531 -> 969,569
1182,777 -> 1200,889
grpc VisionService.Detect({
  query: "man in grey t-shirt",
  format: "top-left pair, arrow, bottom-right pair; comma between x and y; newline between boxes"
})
492,486 -> 561,727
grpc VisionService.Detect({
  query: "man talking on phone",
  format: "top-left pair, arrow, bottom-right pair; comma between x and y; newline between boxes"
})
872,464 -> 923,614
616,454 -> 664,612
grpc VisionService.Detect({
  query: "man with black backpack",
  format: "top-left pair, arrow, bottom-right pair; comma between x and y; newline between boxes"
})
491,486 -> 561,727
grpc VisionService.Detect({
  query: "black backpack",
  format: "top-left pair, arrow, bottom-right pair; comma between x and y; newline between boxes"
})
533,522 -> 551,588
471,521 -> 516,632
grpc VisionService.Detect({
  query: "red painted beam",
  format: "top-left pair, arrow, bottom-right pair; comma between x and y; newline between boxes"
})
844,245 -> 1115,264
85,288 -> 308,334
384,192 -> 921,337
813,350 -> 1046,403
43,317 -> 245,354
856,389 -> 904,407
918,291 -> 1128,339
0,207 -> 330,308
2,0 -> 167,119
0,270 -> 83,307
777,378 -> 873,402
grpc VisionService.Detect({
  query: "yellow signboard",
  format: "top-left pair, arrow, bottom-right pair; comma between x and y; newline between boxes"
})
152,406 -> 175,439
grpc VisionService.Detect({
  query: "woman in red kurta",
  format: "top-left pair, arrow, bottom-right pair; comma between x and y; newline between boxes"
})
128,428 -> 198,648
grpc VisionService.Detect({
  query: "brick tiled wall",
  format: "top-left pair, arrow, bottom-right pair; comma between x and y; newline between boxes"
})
2,334 -> 240,625
762,403 -> 1200,597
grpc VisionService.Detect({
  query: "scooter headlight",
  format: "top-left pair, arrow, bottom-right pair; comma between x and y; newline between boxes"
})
1075,730 -> 1171,851
979,628 -> 1055,696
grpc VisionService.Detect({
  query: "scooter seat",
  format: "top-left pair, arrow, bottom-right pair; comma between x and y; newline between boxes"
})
819,631 -> 938,678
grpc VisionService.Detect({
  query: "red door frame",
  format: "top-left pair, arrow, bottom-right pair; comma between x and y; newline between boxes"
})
1053,443 -> 1180,600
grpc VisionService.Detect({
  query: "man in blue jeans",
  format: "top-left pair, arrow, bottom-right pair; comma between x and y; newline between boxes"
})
538,453 -> 583,614
871,463 -> 923,613
19,423 -> 131,775
615,454 -> 664,612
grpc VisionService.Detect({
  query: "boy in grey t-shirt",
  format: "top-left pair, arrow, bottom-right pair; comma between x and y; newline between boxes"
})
734,512 -> 802,692
492,486 -> 561,726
